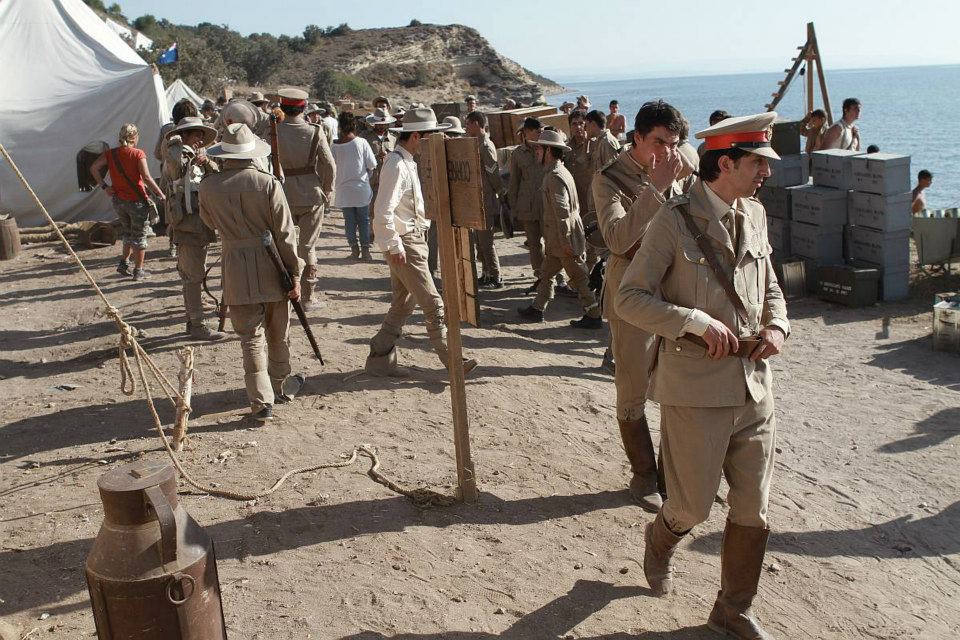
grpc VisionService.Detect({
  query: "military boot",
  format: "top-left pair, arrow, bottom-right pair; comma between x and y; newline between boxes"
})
365,346 -> 410,377
707,521 -> 775,640
186,321 -> 228,341
617,416 -> 662,512
360,245 -> 373,262
644,513 -> 685,596
300,266 -> 323,312
435,343 -> 479,377
350,244 -> 361,260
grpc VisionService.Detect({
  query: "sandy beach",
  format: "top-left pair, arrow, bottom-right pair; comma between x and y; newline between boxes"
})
0,212 -> 957,639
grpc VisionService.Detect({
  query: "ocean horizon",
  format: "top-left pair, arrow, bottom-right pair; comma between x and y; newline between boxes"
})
549,64 -> 959,209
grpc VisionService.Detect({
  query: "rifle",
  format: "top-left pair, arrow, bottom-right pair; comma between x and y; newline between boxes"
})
269,113 -> 284,183
261,231 -> 324,365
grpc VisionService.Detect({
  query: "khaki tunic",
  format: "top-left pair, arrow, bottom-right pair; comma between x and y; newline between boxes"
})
506,143 -> 543,222
615,180 -> 790,407
589,129 -> 621,174
163,139 -> 218,246
276,114 -> 335,208
362,129 -> 395,200
615,179 -> 790,531
564,136 -> 593,216
198,161 -> 303,306
541,163 -> 586,258
592,150 -> 687,420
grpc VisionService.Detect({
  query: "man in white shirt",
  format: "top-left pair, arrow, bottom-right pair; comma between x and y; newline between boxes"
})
365,107 -> 478,376
820,97 -> 861,151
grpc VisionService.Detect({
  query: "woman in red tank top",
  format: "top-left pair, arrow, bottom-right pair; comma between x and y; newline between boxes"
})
89,123 -> 165,280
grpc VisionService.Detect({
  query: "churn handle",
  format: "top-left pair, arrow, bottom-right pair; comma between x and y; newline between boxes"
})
144,485 -> 178,566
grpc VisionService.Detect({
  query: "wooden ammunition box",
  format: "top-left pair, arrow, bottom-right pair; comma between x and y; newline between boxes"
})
771,119 -> 802,156
766,153 -> 809,188
848,190 -> 912,232
817,265 -> 880,306
849,226 -> 911,270
790,221 -> 844,263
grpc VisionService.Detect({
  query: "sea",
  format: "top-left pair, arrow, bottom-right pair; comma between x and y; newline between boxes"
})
551,64 -> 959,209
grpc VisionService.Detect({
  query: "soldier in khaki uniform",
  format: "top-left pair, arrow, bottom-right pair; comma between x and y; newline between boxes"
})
507,117 -> 545,288
199,124 -> 306,423
517,130 -> 601,328
592,100 -> 691,511
585,109 -> 622,175
276,88 -> 336,311
616,113 -> 790,639
363,107 -> 397,209
162,117 -> 227,341
464,111 -> 504,288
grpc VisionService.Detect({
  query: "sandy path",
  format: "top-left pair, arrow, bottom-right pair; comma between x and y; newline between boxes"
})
0,213 -> 957,639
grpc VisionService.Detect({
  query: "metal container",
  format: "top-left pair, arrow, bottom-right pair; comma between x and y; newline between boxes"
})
933,295 -> 960,353
789,220 -> 844,263
811,149 -> 865,190
765,153 -> 808,188
757,185 -> 793,220
791,184 -> 848,226
850,152 -> 911,196
849,226 -> 911,270
817,265 -> 880,307
848,190 -> 912,232
85,461 -> 227,640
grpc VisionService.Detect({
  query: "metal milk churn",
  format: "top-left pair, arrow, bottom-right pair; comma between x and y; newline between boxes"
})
84,460 -> 227,639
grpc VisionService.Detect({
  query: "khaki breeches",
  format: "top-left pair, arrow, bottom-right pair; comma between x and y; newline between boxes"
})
604,256 -> 655,421
475,228 -> 500,279
291,204 -> 325,266
176,243 -> 208,323
660,391 -> 777,533
371,229 -> 447,358
228,300 -> 292,410
534,254 -> 600,316
521,220 -> 544,278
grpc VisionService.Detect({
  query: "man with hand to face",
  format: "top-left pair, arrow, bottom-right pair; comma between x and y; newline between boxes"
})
592,100 -> 691,513
616,112 -> 790,640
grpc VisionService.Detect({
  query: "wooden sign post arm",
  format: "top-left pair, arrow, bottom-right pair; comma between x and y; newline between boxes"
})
426,133 -> 478,503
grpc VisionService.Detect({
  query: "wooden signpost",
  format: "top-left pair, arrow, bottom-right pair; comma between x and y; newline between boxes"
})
419,133 -> 487,502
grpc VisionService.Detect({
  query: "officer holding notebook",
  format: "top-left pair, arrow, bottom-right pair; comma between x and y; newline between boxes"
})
616,112 -> 790,640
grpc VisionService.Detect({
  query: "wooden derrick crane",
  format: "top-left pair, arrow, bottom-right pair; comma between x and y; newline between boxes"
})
766,22 -> 833,123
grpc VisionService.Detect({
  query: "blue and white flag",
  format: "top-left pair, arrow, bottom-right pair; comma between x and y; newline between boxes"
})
158,42 -> 178,65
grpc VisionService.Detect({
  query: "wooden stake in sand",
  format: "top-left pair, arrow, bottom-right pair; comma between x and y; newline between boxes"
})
171,347 -> 194,451
420,132 -> 487,502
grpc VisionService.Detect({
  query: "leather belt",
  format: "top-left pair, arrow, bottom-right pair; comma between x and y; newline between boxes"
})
283,167 -> 315,177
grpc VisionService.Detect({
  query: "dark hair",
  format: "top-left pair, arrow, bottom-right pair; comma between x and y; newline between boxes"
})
811,109 -> 827,119
698,148 -> 749,182
548,146 -> 564,160
866,144 -> 880,153
398,131 -> 415,143
280,104 -> 305,117
465,110 -> 487,127
338,111 -> 356,135
172,98 -> 198,124
609,100 -> 619,107
522,117 -> 542,131
708,110 -> 731,126
842,97 -> 861,113
567,110 -> 585,125
918,169 -> 933,180
633,100 -> 685,138
584,110 -> 606,128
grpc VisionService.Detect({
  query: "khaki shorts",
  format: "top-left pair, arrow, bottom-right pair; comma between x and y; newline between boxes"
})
113,197 -> 151,249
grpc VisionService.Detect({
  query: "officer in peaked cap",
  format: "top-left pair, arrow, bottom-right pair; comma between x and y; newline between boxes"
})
616,112 -> 789,639
275,87 -> 336,312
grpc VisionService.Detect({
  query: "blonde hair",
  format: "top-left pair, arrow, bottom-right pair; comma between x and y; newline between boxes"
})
118,123 -> 139,147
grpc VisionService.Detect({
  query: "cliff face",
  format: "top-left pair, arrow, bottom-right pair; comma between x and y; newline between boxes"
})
269,24 -> 562,105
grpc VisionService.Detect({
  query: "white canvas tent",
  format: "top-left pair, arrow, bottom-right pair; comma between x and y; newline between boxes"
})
165,78 -> 205,113
0,0 -> 166,227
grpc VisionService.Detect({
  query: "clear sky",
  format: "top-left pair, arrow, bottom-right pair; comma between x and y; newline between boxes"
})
115,0 -> 960,80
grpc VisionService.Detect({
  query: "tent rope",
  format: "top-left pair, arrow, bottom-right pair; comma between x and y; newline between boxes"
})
0,142 -> 455,507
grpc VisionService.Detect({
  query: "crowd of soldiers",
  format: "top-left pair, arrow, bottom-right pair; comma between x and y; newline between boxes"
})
139,87 -> 790,639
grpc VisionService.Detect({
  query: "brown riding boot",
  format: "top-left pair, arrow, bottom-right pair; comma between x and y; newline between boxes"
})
643,513 -> 684,596
300,266 -> 323,312
707,521 -> 775,639
618,417 -> 662,512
